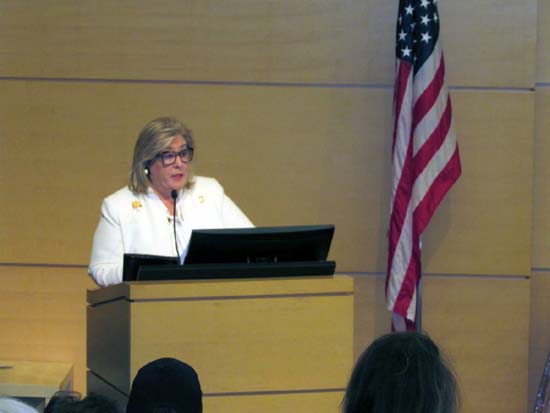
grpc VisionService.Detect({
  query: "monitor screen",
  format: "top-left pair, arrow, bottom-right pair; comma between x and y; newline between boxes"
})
184,225 -> 335,265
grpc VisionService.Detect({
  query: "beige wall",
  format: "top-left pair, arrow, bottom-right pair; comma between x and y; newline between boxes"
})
0,1 -> 543,412
530,0 -> 550,410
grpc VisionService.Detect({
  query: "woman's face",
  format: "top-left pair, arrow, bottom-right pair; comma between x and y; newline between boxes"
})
149,134 -> 191,199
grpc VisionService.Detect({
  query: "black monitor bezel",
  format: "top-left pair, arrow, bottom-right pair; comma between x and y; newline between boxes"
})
184,224 -> 334,265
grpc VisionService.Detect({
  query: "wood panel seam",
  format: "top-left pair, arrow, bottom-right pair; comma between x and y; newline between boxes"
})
0,76 -> 392,89
205,388 -> 345,397
0,76 -> 537,92
131,292 -> 353,303
0,263 -> 87,269
343,272 -> 529,279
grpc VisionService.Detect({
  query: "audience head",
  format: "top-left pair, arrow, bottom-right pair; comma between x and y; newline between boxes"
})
44,391 -> 81,413
126,358 -> 202,413
44,393 -> 118,413
342,332 -> 458,413
71,394 -> 119,413
0,398 -> 39,413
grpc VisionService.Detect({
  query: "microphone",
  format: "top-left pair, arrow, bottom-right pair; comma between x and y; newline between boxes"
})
171,190 -> 181,263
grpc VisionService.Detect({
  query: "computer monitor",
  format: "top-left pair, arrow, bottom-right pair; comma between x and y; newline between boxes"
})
185,225 -> 334,264
130,225 -> 336,281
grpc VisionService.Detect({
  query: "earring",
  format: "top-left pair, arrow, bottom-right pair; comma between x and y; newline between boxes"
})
144,167 -> 150,176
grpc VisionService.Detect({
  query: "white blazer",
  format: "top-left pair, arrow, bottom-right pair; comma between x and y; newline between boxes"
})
88,176 -> 253,287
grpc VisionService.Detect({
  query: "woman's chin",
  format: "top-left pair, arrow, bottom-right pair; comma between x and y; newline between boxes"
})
170,174 -> 187,187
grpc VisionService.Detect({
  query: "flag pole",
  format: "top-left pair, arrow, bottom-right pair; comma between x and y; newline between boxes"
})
415,277 -> 422,331
416,238 -> 423,332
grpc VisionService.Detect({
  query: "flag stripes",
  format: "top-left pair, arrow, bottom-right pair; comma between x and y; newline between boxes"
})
386,0 -> 461,327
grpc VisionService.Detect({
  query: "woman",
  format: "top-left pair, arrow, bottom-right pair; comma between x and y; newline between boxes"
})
89,117 -> 253,287
342,332 -> 458,413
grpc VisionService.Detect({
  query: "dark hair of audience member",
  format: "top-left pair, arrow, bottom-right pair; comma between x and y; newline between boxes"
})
126,357 -> 202,413
151,408 -> 178,413
342,332 -> 458,413
44,391 -> 81,413
45,393 -> 118,413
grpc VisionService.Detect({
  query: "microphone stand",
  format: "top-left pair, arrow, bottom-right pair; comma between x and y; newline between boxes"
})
170,190 -> 181,264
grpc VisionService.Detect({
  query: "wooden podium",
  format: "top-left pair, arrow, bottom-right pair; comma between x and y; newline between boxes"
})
87,276 -> 353,413
0,360 -> 73,407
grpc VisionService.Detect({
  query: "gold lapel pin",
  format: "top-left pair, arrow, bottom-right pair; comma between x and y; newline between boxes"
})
198,195 -> 205,204
132,200 -> 142,209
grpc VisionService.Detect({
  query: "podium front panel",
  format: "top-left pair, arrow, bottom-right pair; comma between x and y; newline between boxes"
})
87,298 -> 130,393
87,276 -> 353,410
130,292 -> 352,392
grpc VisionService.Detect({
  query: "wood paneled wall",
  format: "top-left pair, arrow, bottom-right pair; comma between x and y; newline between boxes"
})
530,43 -> 550,413
0,1 -> 542,412
530,0 -> 550,409
0,267 -> 96,392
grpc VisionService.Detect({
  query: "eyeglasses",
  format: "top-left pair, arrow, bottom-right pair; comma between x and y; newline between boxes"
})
155,147 -> 194,166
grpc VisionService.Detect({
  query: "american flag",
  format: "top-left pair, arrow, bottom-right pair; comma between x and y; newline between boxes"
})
386,0 -> 461,330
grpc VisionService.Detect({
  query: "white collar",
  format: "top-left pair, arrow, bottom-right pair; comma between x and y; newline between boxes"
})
145,186 -> 187,207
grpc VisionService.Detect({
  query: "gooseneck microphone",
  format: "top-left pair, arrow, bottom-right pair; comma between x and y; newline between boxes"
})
171,190 -> 181,263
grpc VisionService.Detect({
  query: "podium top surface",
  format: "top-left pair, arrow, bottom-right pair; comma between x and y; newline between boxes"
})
87,275 -> 353,306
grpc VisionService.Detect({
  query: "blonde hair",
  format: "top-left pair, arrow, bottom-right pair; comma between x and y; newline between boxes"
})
129,117 -> 195,194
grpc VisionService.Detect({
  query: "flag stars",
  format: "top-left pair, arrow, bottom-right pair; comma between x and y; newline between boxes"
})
396,0 -> 439,63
